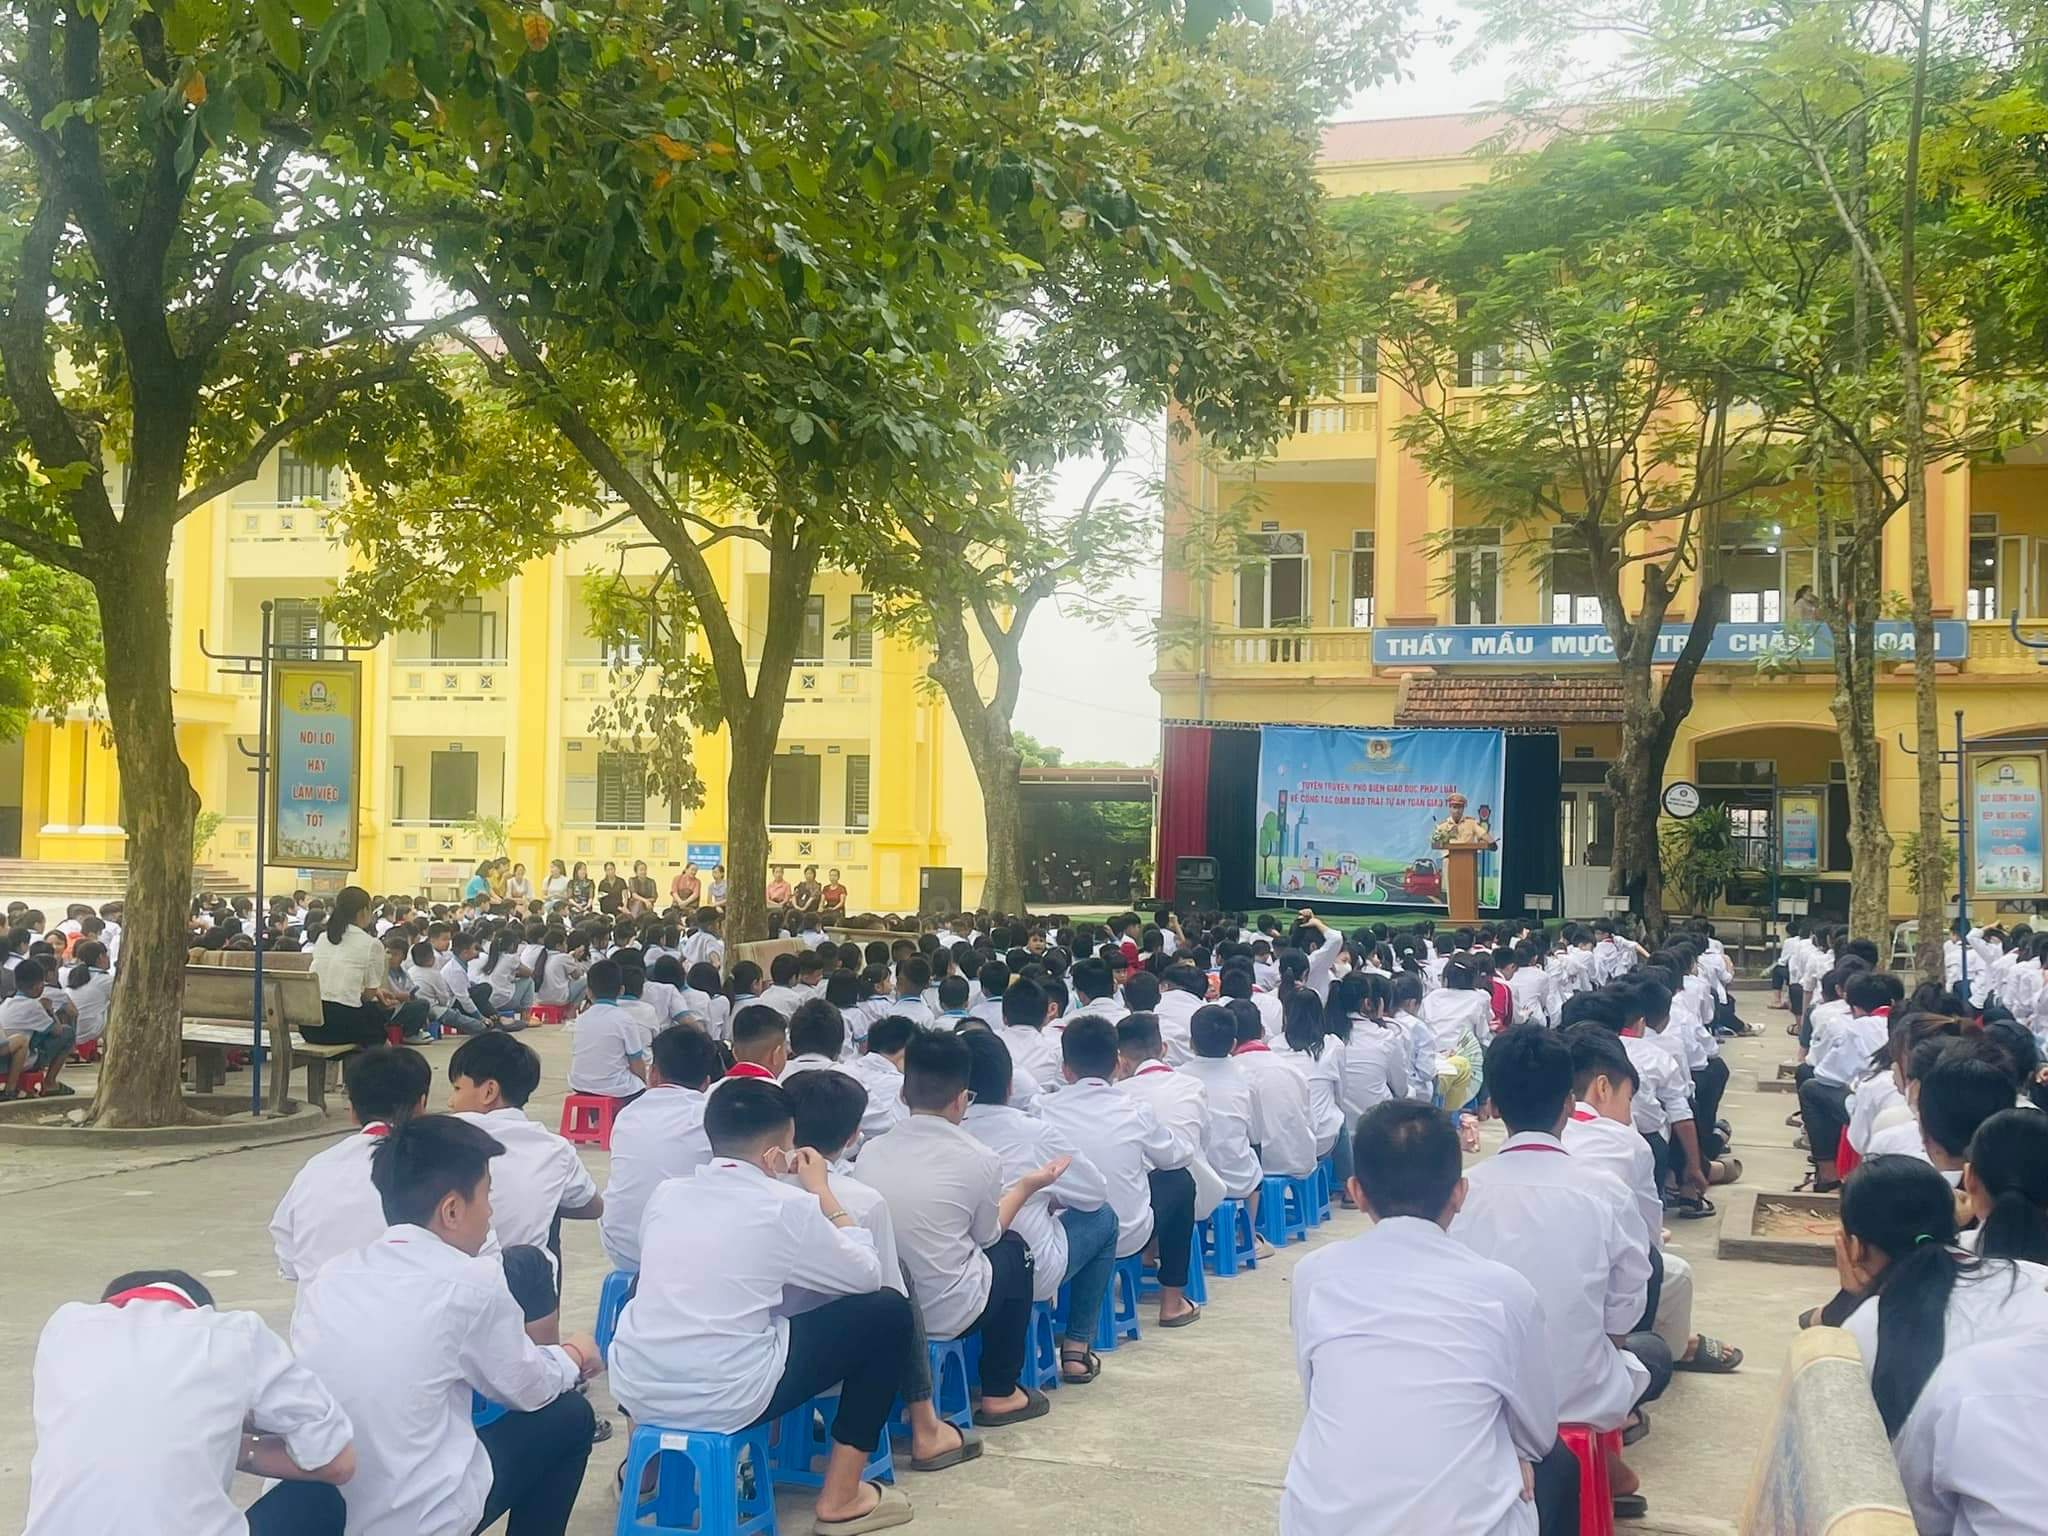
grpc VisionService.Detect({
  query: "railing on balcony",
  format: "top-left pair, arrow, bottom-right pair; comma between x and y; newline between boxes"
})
1214,627 -> 1375,671
1286,401 -> 1376,437
390,662 -> 509,700
228,503 -> 335,541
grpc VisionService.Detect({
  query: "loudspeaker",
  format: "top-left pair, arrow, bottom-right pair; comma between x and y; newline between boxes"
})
919,866 -> 963,915
1174,855 -> 1220,913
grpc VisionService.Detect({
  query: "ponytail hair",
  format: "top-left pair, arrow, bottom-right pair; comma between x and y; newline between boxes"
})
67,939 -> 108,990
1970,1108 -> 2048,1264
1843,1155 -> 1968,1435
1282,989 -> 1326,1058
327,886 -> 371,945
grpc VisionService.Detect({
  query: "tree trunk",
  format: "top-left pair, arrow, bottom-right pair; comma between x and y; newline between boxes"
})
89,539 -> 205,1127
722,722 -> 774,945
1607,707 -> 1671,938
1830,619 -> 1893,946
926,604 -> 1026,914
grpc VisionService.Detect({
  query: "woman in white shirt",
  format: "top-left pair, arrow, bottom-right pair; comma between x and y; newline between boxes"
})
541,858 -> 570,907
61,941 -> 115,1047
1833,1154 -> 2048,1436
308,887 -> 431,1047
504,862 -> 534,903
1418,958 -> 1492,1111
475,928 -> 534,1020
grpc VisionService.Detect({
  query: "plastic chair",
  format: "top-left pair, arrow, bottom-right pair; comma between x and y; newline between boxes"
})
1199,1198 -> 1258,1276
559,1093 -> 620,1148
529,1002 -> 570,1027
771,1391 -> 894,1490
1027,1299 -> 1061,1391
1093,1254 -> 1143,1351
615,1421 -> 776,1535
72,1039 -> 101,1065
1557,1423 -> 1619,1536
888,1337 -> 974,1440
1139,1226 -> 1208,1306
1257,1174 -> 1313,1247
1311,1156 -> 1335,1222
596,1269 -> 636,1362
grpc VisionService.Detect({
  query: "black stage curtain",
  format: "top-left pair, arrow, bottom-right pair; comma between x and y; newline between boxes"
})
1201,726 -> 1560,919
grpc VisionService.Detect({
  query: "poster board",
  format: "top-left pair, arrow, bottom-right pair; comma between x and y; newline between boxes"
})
1778,791 -> 1824,873
268,659 -> 363,871
1969,749 -> 2047,899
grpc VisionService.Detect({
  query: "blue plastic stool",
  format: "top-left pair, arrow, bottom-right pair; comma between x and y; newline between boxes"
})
1093,1254 -> 1143,1351
888,1337 -> 974,1440
615,1421 -> 774,1535
596,1269 -> 635,1363
1028,1299 -> 1061,1391
1200,1198 -> 1258,1276
471,1391 -> 508,1429
1259,1174 -> 1313,1246
771,1391 -> 894,1490
1139,1225 -> 1209,1306
1312,1158 -> 1335,1223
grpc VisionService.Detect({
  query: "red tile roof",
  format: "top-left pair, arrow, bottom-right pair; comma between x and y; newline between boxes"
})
1393,675 -> 1626,727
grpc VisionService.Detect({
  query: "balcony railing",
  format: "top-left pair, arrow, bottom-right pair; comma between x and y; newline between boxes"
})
390,663 -> 509,700
1211,627 -> 1375,672
1288,401 -> 1377,436
228,503 -> 335,541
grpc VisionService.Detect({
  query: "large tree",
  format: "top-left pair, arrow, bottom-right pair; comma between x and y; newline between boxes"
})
1338,126 -> 1785,934
0,0 -> 511,1123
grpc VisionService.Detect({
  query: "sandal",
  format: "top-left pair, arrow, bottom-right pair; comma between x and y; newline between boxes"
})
1709,1156 -> 1743,1186
1613,1492 -> 1649,1520
814,1481 -> 914,1536
1159,1302 -> 1202,1329
1794,1171 -> 1841,1195
907,1425 -> 984,1472
1621,1407 -> 1649,1446
1058,1346 -> 1101,1385
1675,1335 -> 1744,1373
1668,1193 -> 1716,1219
972,1387 -> 1050,1428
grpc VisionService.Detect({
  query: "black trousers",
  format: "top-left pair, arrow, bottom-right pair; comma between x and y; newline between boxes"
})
1691,1057 -> 1730,1163
476,1390 -> 597,1535
1148,1167 -> 1197,1287
1633,1243 -> 1665,1337
306,998 -> 394,1048
503,1243 -> 559,1321
1532,1436 -> 1582,1536
1642,1130 -> 1670,1190
1624,1330 -> 1674,1407
747,1290 -> 912,1454
963,1231 -> 1034,1398
245,1391 -> 596,1536
1799,1077 -> 1852,1167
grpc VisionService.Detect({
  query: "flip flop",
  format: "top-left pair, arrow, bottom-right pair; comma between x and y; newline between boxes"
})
1159,1303 -> 1202,1330
908,1427 -> 984,1472
1709,1156 -> 1744,1186
1613,1492 -> 1649,1520
1675,1335 -> 1744,1373
1621,1407 -> 1649,1446
1668,1194 -> 1716,1219
972,1388 -> 1050,1428
814,1481 -> 914,1536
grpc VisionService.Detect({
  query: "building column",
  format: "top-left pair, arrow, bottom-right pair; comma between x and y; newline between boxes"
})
506,557 -> 554,875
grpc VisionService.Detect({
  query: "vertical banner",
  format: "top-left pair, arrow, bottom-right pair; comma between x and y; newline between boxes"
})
1778,792 -> 1824,873
1255,726 -> 1506,907
269,659 -> 363,871
1970,750 -> 2046,898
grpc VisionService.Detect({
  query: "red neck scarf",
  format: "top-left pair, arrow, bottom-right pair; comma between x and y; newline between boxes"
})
728,1062 -> 776,1081
106,1284 -> 199,1310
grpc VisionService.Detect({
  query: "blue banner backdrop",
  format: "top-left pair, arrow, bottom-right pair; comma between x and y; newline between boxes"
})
1255,726 -> 1506,907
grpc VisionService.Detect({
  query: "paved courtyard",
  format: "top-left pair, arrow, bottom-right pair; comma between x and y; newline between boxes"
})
0,1022 -> 1816,1535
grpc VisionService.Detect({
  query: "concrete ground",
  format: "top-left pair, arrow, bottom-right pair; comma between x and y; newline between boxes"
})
0,1008 -> 1819,1535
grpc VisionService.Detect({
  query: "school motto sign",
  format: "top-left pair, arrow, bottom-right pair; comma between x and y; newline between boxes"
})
1370,621 -> 1970,667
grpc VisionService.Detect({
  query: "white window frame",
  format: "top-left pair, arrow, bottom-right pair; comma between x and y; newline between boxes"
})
1328,530 -> 1375,628
1451,528 -> 1501,626
1237,530 -> 1308,629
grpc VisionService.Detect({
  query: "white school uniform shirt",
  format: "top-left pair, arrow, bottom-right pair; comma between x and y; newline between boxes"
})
566,1000 -> 650,1098
1273,1038 -> 1346,1155
1065,994 -> 1126,1033
680,930 -> 725,969
62,967 -> 113,1044
1843,1257 -> 2048,1390
1506,966 -> 1554,1027
967,995 -> 1005,1027
1253,958 -> 1281,990
1452,1132 -> 1652,1431
1282,1216 -> 1555,1536
994,1022 -> 1062,1095
1336,1022 -> 1411,1117
1560,1105 -> 1662,1256
1418,988 -> 1491,1058
756,983 -> 808,1018
1895,1329 -> 2048,1536
439,951 -> 476,999
963,1099 -> 1109,1301
1238,1043 -> 1318,1177
1864,1115 -> 1933,1161
1038,1074 -> 1187,1259
1622,1033 -> 1691,1136
1390,1009 -> 1440,1097
847,1051 -> 909,1142
534,953 -> 588,1006
850,1113 -> 1003,1340
25,1292 -> 354,1536
309,925 -> 386,1006
1118,1059 -> 1208,1173
640,978 -> 687,1024
480,952 -> 526,1011
293,1226 -> 580,1536
1303,926 -> 1344,1002
1154,986 -> 1205,1064
782,1160 -> 906,1308
778,1051 -> 859,1088
599,1083 -> 713,1272
1813,1010 -> 1889,1089
1250,989 -> 1284,1039
886,993 -> 935,1028
1178,1054 -> 1264,1200
611,1159 -> 881,1431
454,1107 -> 599,1252
270,1123 -> 400,1288
406,961 -> 460,1013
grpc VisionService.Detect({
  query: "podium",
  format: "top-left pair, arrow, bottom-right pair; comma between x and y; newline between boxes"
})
1443,842 -> 1490,924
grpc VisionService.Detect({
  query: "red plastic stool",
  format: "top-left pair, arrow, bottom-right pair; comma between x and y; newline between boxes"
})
528,1003 -> 568,1027
559,1093 -> 619,1148
1835,1127 -> 1861,1180
1558,1424 -> 1619,1536
13,1070 -> 47,1098
73,1039 -> 101,1064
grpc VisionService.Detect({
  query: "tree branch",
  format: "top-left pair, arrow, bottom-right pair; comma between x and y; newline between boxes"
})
0,516 -> 97,578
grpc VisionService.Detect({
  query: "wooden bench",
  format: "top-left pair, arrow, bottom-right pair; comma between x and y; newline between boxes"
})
180,965 -> 352,1113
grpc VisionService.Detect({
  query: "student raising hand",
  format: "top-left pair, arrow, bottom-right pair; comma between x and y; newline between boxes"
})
997,1155 -> 1073,1231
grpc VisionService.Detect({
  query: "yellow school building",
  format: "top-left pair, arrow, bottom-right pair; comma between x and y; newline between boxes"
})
1154,113 -> 2048,925
0,468 -> 989,911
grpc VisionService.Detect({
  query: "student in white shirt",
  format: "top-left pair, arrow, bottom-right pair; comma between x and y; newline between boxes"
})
1116,1009 -> 1224,1219
780,997 -> 861,1086
272,1046 -> 433,1292
0,958 -> 77,1098
59,942 -> 114,1048
993,977 -> 1061,1101
1181,1003 -> 1272,1254
1452,1026 -> 1670,1517
848,1013 -> 914,1142
680,911 -> 725,970
961,1028 -> 1124,1379
1419,957 -> 1493,1113
851,1029 -> 1068,1428
756,951 -> 809,1017
287,1114 -> 602,1536
1292,910 -> 1345,1003
1230,998 -> 1318,1179
1153,962 -> 1208,1064
598,1025 -> 720,1273
1283,1100 -> 1566,1536
1273,989 -> 1349,1169
25,1268 -> 357,1536
610,1078 -> 916,1534
564,957 -> 651,1104
1065,958 -> 1125,1031
1894,1328 -> 2048,1536
1799,968 -> 1890,1190
406,941 -> 487,1036
446,1032 -> 602,1327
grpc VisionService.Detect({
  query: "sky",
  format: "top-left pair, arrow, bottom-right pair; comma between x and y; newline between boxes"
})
1006,6 -> 1519,767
